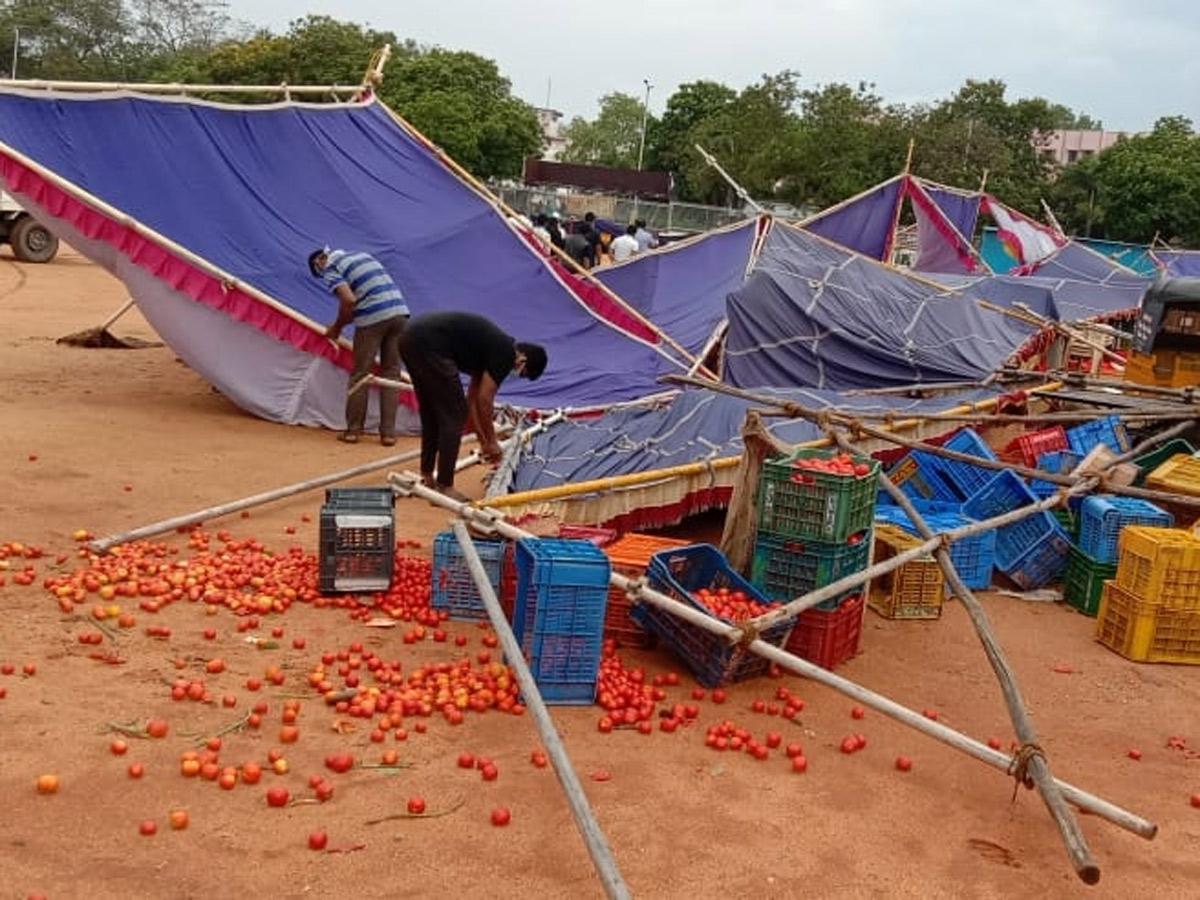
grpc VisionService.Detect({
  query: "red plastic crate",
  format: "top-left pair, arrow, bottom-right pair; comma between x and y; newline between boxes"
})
601,533 -> 690,647
1004,426 -> 1070,469
557,524 -> 620,547
785,592 -> 865,670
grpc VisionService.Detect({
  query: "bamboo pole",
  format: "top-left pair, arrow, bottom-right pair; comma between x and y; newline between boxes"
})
882,142 -> 914,264
389,472 -> 1157,844
375,102 -> 712,380
0,141 -> 332,342
481,384 -> 1041,511
96,298 -> 136,331
978,299 -> 1126,368
485,410 -> 568,500
1047,370 -> 1199,402
661,373 -> 1200,511
832,427 -> 1101,883
450,522 -> 631,900
5,79 -> 371,97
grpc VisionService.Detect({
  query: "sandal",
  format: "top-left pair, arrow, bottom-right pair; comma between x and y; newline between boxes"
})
337,432 -> 361,444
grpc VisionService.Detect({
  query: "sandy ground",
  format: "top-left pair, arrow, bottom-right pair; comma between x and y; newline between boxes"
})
1,246 -> 1198,900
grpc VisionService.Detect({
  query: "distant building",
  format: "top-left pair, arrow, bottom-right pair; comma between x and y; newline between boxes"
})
535,108 -> 567,161
1041,130 -> 1133,166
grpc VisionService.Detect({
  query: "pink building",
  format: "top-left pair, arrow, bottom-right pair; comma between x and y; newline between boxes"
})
1041,130 -> 1132,166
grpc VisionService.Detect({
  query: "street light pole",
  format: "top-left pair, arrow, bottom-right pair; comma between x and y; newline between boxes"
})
11,26 -> 20,80
636,78 -> 653,171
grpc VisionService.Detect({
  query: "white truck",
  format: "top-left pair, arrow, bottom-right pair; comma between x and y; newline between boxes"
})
0,191 -> 59,262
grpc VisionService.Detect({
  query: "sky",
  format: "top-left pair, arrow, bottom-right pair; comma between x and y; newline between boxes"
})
232,0 -> 1200,133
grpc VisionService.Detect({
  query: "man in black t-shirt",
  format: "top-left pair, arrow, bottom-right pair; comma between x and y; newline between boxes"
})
400,312 -> 548,501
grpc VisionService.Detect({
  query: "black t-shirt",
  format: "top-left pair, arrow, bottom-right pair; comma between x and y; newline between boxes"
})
405,311 -> 516,385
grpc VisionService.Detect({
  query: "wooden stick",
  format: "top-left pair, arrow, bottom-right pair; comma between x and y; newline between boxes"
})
450,522 -> 631,900
8,79 -> 372,97
833,427 -> 1101,883
0,141 -> 334,340
977,299 -> 1126,368
375,103 -> 712,381
389,472 -> 1157,844
88,444 -> 438,552
660,373 -> 1200,511
1047,370 -> 1200,402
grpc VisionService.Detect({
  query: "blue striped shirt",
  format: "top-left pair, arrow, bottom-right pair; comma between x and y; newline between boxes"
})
321,250 -> 409,326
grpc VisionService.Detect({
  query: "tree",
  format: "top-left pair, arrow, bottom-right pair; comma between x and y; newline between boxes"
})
648,80 -> 736,192
1064,117 -> 1200,244
383,48 -> 543,178
0,0 -> 133,79
559,92 -> 651,169
779,81 -> 911,209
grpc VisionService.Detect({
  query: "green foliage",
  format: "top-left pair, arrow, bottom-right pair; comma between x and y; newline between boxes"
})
559,92 -> 651,168
383,49 -> 543,178
1060,117 -> 1200,244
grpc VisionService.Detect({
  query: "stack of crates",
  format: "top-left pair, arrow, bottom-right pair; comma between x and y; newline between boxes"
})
868,524 -> 945,620
962,470 -> 1071,590
318,487 -> 395,594
874,501 -> 996,592
1065,496 -> 1173,616
634,544 -> 796,686
754,448 -> 880,669
600,533 -> 690,647
1095,526 -> 1200,664
1002,426 -> 1070,469
1132,439 -> 1196,487
430,531 -> 510,622
512,538 -> 611,704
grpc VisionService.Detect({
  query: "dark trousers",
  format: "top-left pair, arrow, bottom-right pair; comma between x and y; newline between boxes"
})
401,344 -> 467,487
347,315 -> 406,437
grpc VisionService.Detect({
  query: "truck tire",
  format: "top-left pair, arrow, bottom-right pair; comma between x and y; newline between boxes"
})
9,215 -> 59,263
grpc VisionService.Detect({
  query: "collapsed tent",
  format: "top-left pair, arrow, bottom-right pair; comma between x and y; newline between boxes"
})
0,88 -> 692,428
721,224 -> 1042,390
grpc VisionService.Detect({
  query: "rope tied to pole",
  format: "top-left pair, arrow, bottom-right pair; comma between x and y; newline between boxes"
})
1008,742 -> 1046,795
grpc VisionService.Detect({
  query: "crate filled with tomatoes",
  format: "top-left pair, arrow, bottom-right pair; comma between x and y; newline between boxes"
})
632,543 -> 795,688
757,449 -> 880,543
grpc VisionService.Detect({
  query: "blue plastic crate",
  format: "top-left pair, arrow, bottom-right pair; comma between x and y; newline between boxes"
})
750,531 -> 871,612
632,544 -> 795,688
1004,526 -> 1072,589
1077,495 -> 1174,564
431,531 -> 508,621
962,470 -> 1058,570
1066,415 -> 1129,457
1029,450 -> 1082,499
874,499 -> 963,528
889,451 -> 961,503
937,428 -> 999,500
513,538 -> 610,705
870,506 -> 996,591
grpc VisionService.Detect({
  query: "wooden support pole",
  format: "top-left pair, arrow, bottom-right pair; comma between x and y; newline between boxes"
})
450,522 -> 631,900
831,427 -> 1102,884
388,471 -> 1158,845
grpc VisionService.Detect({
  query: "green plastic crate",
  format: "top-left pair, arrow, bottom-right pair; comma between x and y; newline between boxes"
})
1063,545 -> 1116,617
756,449 -> 880,543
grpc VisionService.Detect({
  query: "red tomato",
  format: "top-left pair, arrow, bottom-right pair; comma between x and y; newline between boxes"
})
407,797 -> 426,815
530,750 -> 549,768
480,763 -> 499,782
840,736 -> 860,754
308,830 -> 328,851
851,705 -> 865,720
457,752 -> 476,769
1127,748 -> 1142,761
711,689 -> 727,704
764,732 -> 782,749
491,806 -> 512,826
895,755 -> 913,772
785,742 -> 803,758
266,786 -> 290,807
139,820 -> 157,836
791,755 -> 808,773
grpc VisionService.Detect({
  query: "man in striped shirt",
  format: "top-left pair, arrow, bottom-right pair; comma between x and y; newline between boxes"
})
308,247 -> 410,445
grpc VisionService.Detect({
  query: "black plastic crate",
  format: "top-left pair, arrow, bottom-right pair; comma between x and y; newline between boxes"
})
319,495 -> 395,593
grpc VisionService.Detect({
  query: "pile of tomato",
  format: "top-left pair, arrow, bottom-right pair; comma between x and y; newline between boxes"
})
34,529 -> 438,624
595,641 -> 662,730
690,586 -> 779,622
788,453 -> 873,484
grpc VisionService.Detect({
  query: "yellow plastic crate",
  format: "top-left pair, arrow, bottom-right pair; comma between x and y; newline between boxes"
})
1095,580 -> 1200,664
1115,526 -> 1200,608
1124,350 -> 1200,389
1145,453 -> 1200,498
867,524 -> 944,620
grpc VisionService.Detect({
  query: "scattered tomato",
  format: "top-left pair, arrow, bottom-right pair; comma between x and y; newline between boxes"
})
139,820 -> 157,836
895,756 -> 913,772
491,806 -> 512,826
309,830 -> 328,851
266,786 -> 290,808
168,809 -> 189,831
35,774 -> 60,794
407,797 -> 426,815
851,705 -> 865,720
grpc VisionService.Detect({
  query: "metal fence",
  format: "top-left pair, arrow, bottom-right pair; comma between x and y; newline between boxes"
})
487,183 -> 755,234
